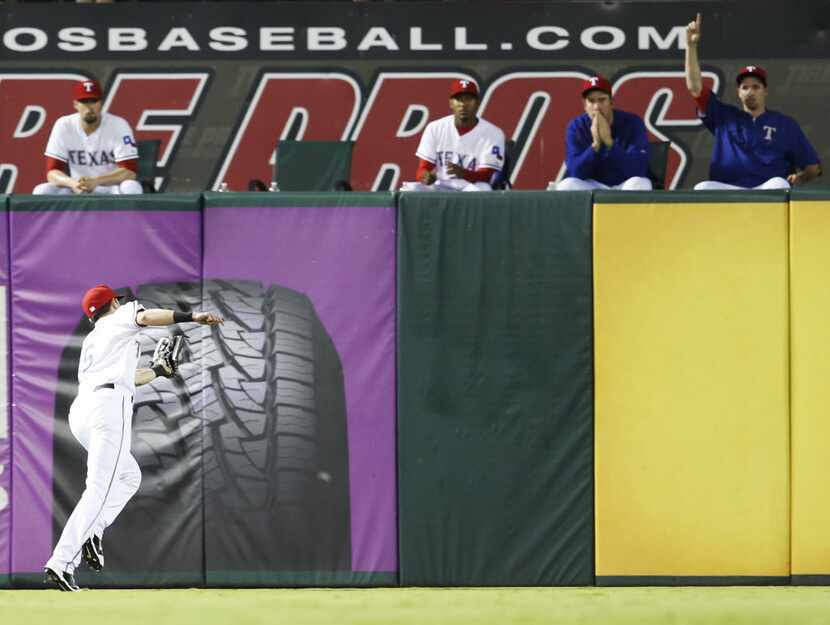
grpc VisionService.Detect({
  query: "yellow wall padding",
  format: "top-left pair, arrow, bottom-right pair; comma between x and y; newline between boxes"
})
789,198 -> 830,577
594,198 -> 790,577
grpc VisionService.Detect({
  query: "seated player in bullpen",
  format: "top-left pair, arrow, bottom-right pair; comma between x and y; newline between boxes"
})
33,79 -> 143,195
401,79 -> 506,192
685,13 -> 821,189
555,75 -> 652,191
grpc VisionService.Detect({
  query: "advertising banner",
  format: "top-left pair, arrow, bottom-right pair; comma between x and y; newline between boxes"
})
0,1 -> 826,194
0,197 -> 8,588
202,192 -> 397,585
8,194 -> 203,586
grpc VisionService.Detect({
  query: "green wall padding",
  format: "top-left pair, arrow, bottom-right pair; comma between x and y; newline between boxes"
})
397,191 -> 595,585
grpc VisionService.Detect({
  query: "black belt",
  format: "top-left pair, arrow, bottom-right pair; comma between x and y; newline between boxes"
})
94,383 -> 133,402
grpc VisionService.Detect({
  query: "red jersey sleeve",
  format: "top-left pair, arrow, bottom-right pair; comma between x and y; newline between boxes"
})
462,167 -> 497,183
116,158 -> 138,173
415,158 -> 435,180
45,157 -> 68,178
693,85 -> 711,113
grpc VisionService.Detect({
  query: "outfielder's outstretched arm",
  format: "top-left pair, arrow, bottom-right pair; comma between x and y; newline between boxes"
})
685,13 -> 703,97
137,309 -> 224,327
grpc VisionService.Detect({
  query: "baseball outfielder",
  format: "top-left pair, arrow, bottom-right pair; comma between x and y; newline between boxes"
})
44,284 -> 224,591
33,79 -> 143,195
401,79 -> 506,192
685,13 -> 822,189
556,75 -> 652,191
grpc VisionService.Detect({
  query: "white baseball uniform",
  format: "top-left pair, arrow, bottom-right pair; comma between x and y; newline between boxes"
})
46,300 -> 145,575
402,115 -> 506,192
33,112 -> 142,195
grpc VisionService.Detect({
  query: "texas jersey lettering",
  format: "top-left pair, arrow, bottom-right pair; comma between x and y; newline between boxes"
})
45,113 -> 138,180
416,115 -> 505,180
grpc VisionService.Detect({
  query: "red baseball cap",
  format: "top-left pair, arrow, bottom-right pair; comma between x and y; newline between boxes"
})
73,79 -> 103,102
449,79 -> 479,98
736,65 -> 767,87
581,75 -> 613,98
81,284 -> 121,319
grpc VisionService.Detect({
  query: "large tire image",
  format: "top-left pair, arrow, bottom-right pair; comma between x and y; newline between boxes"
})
53,280 -> 351,583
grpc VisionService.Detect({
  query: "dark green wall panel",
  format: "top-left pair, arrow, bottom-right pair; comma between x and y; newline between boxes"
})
397,191 -> 595,585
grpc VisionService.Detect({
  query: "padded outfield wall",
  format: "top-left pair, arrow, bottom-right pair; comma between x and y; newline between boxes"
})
0,189 -> 829,587
0,193 -> 397,588
0,1 -> 828,194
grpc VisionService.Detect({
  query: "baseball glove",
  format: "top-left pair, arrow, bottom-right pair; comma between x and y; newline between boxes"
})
151,335 -> 184,378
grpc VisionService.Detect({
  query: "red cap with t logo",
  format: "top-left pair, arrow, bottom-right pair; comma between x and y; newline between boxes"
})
736,65 -> 767,87
73,79 -> 103,102
81,284 -> 119,319
581,75 -> 613,98
449,79 -> 479,98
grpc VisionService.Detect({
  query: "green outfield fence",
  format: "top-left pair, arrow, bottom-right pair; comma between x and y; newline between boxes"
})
1,189 -> 829,588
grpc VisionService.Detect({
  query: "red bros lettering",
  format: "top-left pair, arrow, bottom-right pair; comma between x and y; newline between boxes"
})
105,72 -> 210,191
215,72 -> 361,191
350,73 -> 476,190
1,69 -> 721,193
480,72 -> 592,188
0,73 -> 87,193
611,70 -> 719,189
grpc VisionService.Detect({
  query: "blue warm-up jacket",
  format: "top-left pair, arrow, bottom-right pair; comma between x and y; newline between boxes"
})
564,109 -> 649,186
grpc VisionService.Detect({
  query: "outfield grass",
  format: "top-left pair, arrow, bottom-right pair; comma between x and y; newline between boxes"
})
4,586 -> 830,625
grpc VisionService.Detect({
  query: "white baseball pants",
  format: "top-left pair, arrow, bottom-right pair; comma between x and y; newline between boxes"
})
32,180 -> 143,195
46,386 -> 141,574
693,177 -> 791,190
400,179 -> 492,192
554,176 -> 653,191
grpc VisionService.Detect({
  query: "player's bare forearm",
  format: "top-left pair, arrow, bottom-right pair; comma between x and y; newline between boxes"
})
47,169 -> 78,190
685,44 -> 703,96
135,368 -> 157,387
803,163 -> 822,182
788,164 -> 822,185
137,308 -> 225,327
685,13 -> 703,97
91,167 -> 137,188
137,309 -> 176,326
446,162 -> 466,178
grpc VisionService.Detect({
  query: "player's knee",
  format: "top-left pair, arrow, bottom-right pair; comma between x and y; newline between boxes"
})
760,176 -> 790,190
33,183 -> 59,195
124,470 -> 141,496
555,177 -> 584,191
122,460 -> 142,494
119,179 -> 143,195
82,481 -> 110,505
621,176 -> 653,191
400,181 -> 422,192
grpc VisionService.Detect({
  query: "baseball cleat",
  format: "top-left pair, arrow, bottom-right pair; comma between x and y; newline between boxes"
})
44,566 -> 81,592
82,535 -> 104,572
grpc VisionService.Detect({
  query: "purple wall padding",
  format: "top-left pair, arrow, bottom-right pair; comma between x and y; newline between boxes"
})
9,202 -> 201,575
203,203 -> 397,574
0,200 -> 9,585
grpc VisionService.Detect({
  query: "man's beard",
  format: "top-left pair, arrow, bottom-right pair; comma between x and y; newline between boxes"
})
83,112 -> 98,124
